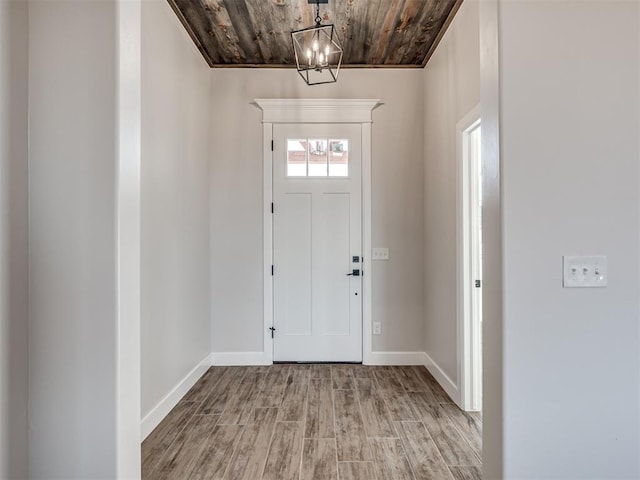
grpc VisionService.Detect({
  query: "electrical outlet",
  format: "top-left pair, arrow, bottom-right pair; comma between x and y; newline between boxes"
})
373,322 -> 381,335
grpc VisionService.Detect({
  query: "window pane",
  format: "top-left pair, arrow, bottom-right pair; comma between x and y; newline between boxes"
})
287,139 -> 307,176
329,139 -> 348,176
308,139 -> 328,177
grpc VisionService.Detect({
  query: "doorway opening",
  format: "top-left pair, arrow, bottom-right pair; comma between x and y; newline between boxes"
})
256,99 -> 379,365
458,108 -> 483,411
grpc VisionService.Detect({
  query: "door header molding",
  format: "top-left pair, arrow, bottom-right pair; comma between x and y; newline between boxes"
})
254,99 -> 382,124
259,98 -> 377,365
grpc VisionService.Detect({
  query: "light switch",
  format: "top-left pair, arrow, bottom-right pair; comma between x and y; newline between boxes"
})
563,255 -> 607,288
372,248 -> 389,260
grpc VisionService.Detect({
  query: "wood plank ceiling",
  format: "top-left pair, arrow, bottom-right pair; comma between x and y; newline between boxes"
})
168,0 -> 463,68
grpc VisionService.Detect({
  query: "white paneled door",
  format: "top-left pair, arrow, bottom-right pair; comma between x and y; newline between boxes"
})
273,124 -> 362,362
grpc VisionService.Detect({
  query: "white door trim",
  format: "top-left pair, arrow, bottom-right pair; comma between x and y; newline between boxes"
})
457,104 -> 482,411
255,98 -> 380,365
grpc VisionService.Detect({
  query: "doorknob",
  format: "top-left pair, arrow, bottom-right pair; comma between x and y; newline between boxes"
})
346,269 -> 360,276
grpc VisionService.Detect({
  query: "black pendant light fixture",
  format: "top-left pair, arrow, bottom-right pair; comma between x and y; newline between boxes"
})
291,0 -> 343,86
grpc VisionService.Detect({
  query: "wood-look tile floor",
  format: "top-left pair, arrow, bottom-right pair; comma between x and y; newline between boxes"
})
142,365 -> 482,480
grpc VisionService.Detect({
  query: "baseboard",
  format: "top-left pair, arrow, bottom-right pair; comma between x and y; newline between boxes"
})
423,351 -> 460,404
210,351 -> 271,366
365,351 -> 428,365
140,354 -> 211,440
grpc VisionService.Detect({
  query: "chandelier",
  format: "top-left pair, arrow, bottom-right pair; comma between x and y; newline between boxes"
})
291,0 -> 343,86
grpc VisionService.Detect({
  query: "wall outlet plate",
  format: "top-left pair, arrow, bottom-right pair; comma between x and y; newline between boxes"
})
372,248 -> 389,260
563,255 -> 607,288
373,322 -> 381,335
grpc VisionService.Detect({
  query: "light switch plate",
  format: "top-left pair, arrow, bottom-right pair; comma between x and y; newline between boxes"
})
372,248 -> 389,260
563,255 -> 607,288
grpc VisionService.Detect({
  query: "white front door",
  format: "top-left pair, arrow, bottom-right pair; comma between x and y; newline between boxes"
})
272,123 -> 362,362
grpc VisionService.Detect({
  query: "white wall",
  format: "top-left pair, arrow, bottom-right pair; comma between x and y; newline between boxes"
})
209,69 -> 425,355
423,0 -> 480,386
28,1 -> 121,477
141,0 -> 212,418
0,0 -> 29,478
496,1 -> 640,477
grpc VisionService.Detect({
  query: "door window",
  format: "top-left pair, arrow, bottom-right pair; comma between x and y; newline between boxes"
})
286,138 -> 349,177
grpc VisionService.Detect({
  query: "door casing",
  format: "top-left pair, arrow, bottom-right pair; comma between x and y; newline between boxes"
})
255,99 -> 380,365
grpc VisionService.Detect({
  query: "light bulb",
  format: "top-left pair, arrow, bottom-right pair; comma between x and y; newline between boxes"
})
325,45 -> 330,55
319,53 -> 324,63
306,49 -> 311,59
312,40 -> 318,52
